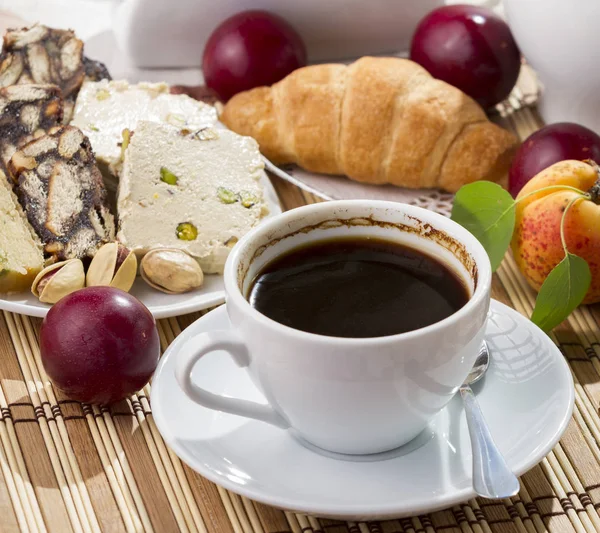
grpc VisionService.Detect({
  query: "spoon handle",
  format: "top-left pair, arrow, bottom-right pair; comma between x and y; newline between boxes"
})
460,385 -> 521,499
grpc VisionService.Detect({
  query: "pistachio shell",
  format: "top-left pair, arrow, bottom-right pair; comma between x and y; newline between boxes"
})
86,242 -> 117,285
86,242 -> 137,292
111,251 -> 138,292
31,259 -> 85,304
140,248 -> 203,294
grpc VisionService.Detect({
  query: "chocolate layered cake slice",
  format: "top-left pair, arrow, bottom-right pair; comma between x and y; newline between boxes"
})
0,24 -> 111,121
8,125 -> 115,260
0,84 -> 63,183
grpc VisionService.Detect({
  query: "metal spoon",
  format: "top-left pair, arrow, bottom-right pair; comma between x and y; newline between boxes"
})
460,341 -> 521,499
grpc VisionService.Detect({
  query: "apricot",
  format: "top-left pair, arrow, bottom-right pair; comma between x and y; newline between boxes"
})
511,160 -> 600,303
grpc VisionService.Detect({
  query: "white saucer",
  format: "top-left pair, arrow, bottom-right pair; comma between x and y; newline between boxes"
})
154,302 -> 574,520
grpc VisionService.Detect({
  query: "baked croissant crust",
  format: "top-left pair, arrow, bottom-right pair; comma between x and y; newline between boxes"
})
221,57 -> 518,192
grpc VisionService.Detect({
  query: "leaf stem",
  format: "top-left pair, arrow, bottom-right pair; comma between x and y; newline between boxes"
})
516,184 -> 586,205
560,194 -> 589,254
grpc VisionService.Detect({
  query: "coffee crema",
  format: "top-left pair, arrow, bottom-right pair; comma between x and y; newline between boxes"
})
248,237 -> 469,338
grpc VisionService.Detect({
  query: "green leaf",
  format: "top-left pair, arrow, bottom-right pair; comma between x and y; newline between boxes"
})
531,253 -> 591,332
451,181 -> 516,271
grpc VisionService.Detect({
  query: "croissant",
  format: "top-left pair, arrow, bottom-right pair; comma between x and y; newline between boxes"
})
221,57 -> 518,193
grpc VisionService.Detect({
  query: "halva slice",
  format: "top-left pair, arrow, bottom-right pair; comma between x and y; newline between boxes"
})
117,121 -> 268,274
8,125 -> 115,260
0,84 -> 63,183
0,24 -> 111,120
0,178 -> 44,293
71,80 -> 218,174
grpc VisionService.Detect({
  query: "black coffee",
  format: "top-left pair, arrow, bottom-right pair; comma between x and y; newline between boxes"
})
248,237 -> 469,338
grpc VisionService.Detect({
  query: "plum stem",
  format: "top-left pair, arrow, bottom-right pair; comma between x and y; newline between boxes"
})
584,159 -> 600,203
560,194 -> 588,254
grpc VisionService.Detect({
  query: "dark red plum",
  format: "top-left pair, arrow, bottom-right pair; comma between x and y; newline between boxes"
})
509,123 -> 600,196
40,286 -> 160,404
203,10 -> 307,102
410,5 -> 521,109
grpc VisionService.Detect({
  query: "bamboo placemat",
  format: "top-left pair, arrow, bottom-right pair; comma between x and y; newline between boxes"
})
3,103 -> 600,533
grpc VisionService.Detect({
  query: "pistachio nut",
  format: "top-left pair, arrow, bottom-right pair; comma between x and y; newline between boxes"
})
176,222 -> 198,241
140,248 -> 204,294
160,167 -> 178,185
86,242 -> 138,292
31,259 -> 85,304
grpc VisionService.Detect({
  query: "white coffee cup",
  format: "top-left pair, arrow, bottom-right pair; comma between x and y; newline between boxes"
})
175,201 -> 491,455
504,0 -> 600,132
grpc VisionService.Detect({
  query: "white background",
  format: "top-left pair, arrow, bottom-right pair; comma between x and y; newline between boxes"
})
0,0 -> 115,39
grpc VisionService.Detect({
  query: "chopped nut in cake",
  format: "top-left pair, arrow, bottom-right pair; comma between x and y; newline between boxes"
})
118,121 -> 268,274
71,80 -> 218,174
0,24 -> 111,121
8,125 -> 115,260
0,83 -> 63,183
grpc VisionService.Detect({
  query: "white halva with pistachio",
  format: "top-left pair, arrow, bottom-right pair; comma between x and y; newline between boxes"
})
71,80 -> 218,173
117,121 -> 268,274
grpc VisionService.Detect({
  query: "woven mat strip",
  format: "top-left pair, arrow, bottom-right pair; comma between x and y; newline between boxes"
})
0,390 -> 39,532
497,262 -> 588,533
25,314 -> 144,533
4,98 -> 600,532
159,318 -> 238,533
28,313 -> 146,533
118,387 -> 191,532
0,435 -> 27,531
0,398 -> 32,532
92,403 -> 149,532
103,398 -> 187,529
82,400 -> 137,532
153,319 -> 212,533
159,312 -> 261,531
497,256 -> 600,533
5,313 -> 129,531
1,311 -> 74,532
0,318 -> 47,533
7,312 -> 100,533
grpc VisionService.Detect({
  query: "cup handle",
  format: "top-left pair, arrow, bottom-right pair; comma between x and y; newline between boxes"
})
174,331 -> 290,429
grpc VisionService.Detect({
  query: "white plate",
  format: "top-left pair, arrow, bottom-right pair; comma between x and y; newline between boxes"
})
150,300 -> 574,520
0,173 -> 282,319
